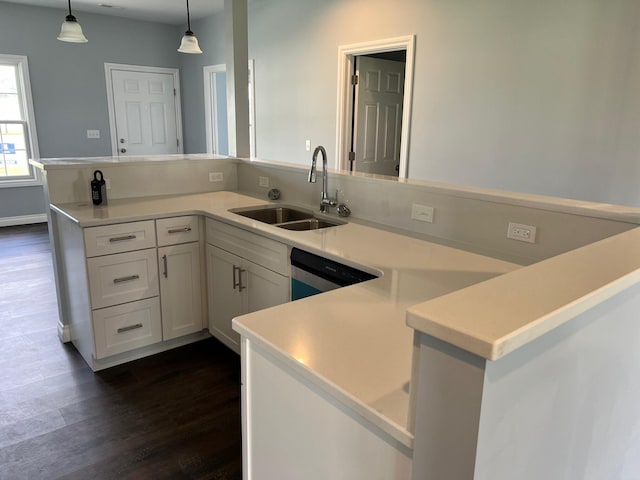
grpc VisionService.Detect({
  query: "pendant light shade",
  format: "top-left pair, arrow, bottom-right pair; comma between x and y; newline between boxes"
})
57,0 -> 88,43
178,0 -> 202,54
178,32 -> 203,54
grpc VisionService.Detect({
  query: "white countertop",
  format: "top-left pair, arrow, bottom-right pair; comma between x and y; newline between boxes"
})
31,153 -> 229,169
407,225 -> 640,361
51,191 -> 519,448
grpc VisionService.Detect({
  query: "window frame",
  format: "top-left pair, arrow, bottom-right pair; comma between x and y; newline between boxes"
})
0,54 -> 40,188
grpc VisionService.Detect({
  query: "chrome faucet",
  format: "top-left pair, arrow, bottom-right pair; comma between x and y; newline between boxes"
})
308,145 -> 337,213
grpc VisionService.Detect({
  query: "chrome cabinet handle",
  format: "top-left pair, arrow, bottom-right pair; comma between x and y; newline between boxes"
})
113,274 -> 140,284
238,268 -> 247,291
162,254 -> 168,278
232,265 -> 240,290
117,323 -> 143,333
167,226 -> 192,234
109,234 -> 136,243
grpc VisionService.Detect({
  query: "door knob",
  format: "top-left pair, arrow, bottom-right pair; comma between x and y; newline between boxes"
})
120,148 -> 127,153
120,138 -> 125,144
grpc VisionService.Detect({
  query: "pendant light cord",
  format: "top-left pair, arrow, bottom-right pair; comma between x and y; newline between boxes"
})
65,0 -> 76,21
186,0 -> 192,32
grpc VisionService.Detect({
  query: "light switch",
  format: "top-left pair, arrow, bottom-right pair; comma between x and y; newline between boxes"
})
87,130 -> 100,139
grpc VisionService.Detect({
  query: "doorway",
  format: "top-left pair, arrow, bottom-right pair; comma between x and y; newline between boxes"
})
105,63 -> 183,158
204,60 -> 256,157
336,36 -> 415,178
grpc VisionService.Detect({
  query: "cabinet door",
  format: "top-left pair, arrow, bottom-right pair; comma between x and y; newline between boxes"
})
207,244 -> 243,352
158,242 -> 202,341
245,260 -> 290,314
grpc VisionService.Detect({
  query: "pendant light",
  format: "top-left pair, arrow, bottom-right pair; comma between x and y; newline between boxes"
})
57,0 -> 88,43
178,0 -> 203,54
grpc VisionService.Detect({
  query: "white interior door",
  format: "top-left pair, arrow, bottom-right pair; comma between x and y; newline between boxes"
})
353,56 -> 405,176
107,65 -> 182,157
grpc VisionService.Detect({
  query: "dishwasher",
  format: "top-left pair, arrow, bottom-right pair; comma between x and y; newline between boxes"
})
290,247 -> 377,300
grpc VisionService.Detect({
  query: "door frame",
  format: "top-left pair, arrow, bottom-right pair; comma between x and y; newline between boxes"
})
335,35 -> 415,178
203,64 -> 227,155
104,63 -> 184,157
204,60 -> 256,157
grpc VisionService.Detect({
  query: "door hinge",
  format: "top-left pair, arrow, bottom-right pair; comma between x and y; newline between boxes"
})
176,139 -> 180,147
348,151 -> 355,171
173,88 -> 177,96
351,74 -> 359,85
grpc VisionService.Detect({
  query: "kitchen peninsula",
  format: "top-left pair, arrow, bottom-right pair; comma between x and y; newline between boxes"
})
33,155 -> 640,480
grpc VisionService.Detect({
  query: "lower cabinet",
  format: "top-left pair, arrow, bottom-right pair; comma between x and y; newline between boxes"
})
58,214 -> 208,371
207,244 -> 289,352
158,242 -> 203,340
92,297 -> 162,359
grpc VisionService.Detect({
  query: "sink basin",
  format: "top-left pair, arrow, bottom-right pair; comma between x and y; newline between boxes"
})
277,218 -> 344,231
229,206 -> 313,224
229,205 -> 345,231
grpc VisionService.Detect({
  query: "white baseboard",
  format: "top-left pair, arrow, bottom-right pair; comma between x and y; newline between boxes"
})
57,321 -> 71,343
0,214 -> 47,227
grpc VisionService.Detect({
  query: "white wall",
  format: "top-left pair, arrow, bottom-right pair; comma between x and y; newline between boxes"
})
248,0 -> 640,206
474,282 -> 640,479
411,281 -> 640,479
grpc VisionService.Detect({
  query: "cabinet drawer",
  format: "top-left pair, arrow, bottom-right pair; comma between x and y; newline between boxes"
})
88,248 -> 159,309
206,218 -> 289,276
84,220 -> 156,257
92,297 -> 162,359
156,215 -> 200,246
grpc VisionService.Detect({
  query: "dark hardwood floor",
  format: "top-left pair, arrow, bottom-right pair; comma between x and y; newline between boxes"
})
0,224 -> 242,479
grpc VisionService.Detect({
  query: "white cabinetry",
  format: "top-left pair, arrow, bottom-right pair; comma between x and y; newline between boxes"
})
56,213 -> 207,371
206,218 -> 290,353
157,215 -> 203,340
83,220 -> 162,363
87,248 -> 159,310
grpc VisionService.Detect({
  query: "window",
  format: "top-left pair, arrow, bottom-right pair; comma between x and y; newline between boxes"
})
0,55 -> 39,185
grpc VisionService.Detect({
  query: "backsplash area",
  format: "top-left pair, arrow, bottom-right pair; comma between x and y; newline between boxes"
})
236,159 -> 639,265
35,154 -> 639,265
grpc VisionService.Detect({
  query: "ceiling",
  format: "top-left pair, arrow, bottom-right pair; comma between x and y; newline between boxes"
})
5,0 -> 226,25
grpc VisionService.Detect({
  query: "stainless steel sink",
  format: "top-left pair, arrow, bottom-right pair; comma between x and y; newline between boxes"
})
229,205 -> 313,224
229,205 -> 345,230
277,218 -> 344,231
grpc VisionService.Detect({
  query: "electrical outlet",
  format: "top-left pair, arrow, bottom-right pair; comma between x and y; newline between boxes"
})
86,129 -> 100,139
209,172 -> 224,182
105,178 -> 111,190
507,222 -> 537,243
411,204 -> 435,223
259,176 -> 269,187
305,140 -> 311,152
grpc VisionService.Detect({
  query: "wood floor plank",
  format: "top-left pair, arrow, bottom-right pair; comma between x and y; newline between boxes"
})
0,224 -> 243,479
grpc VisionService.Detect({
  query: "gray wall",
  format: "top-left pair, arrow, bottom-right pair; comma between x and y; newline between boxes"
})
0,1 -> 181,158
247,0 -> 640,207
0,1 -> 183,220
179,12 -> 227,154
